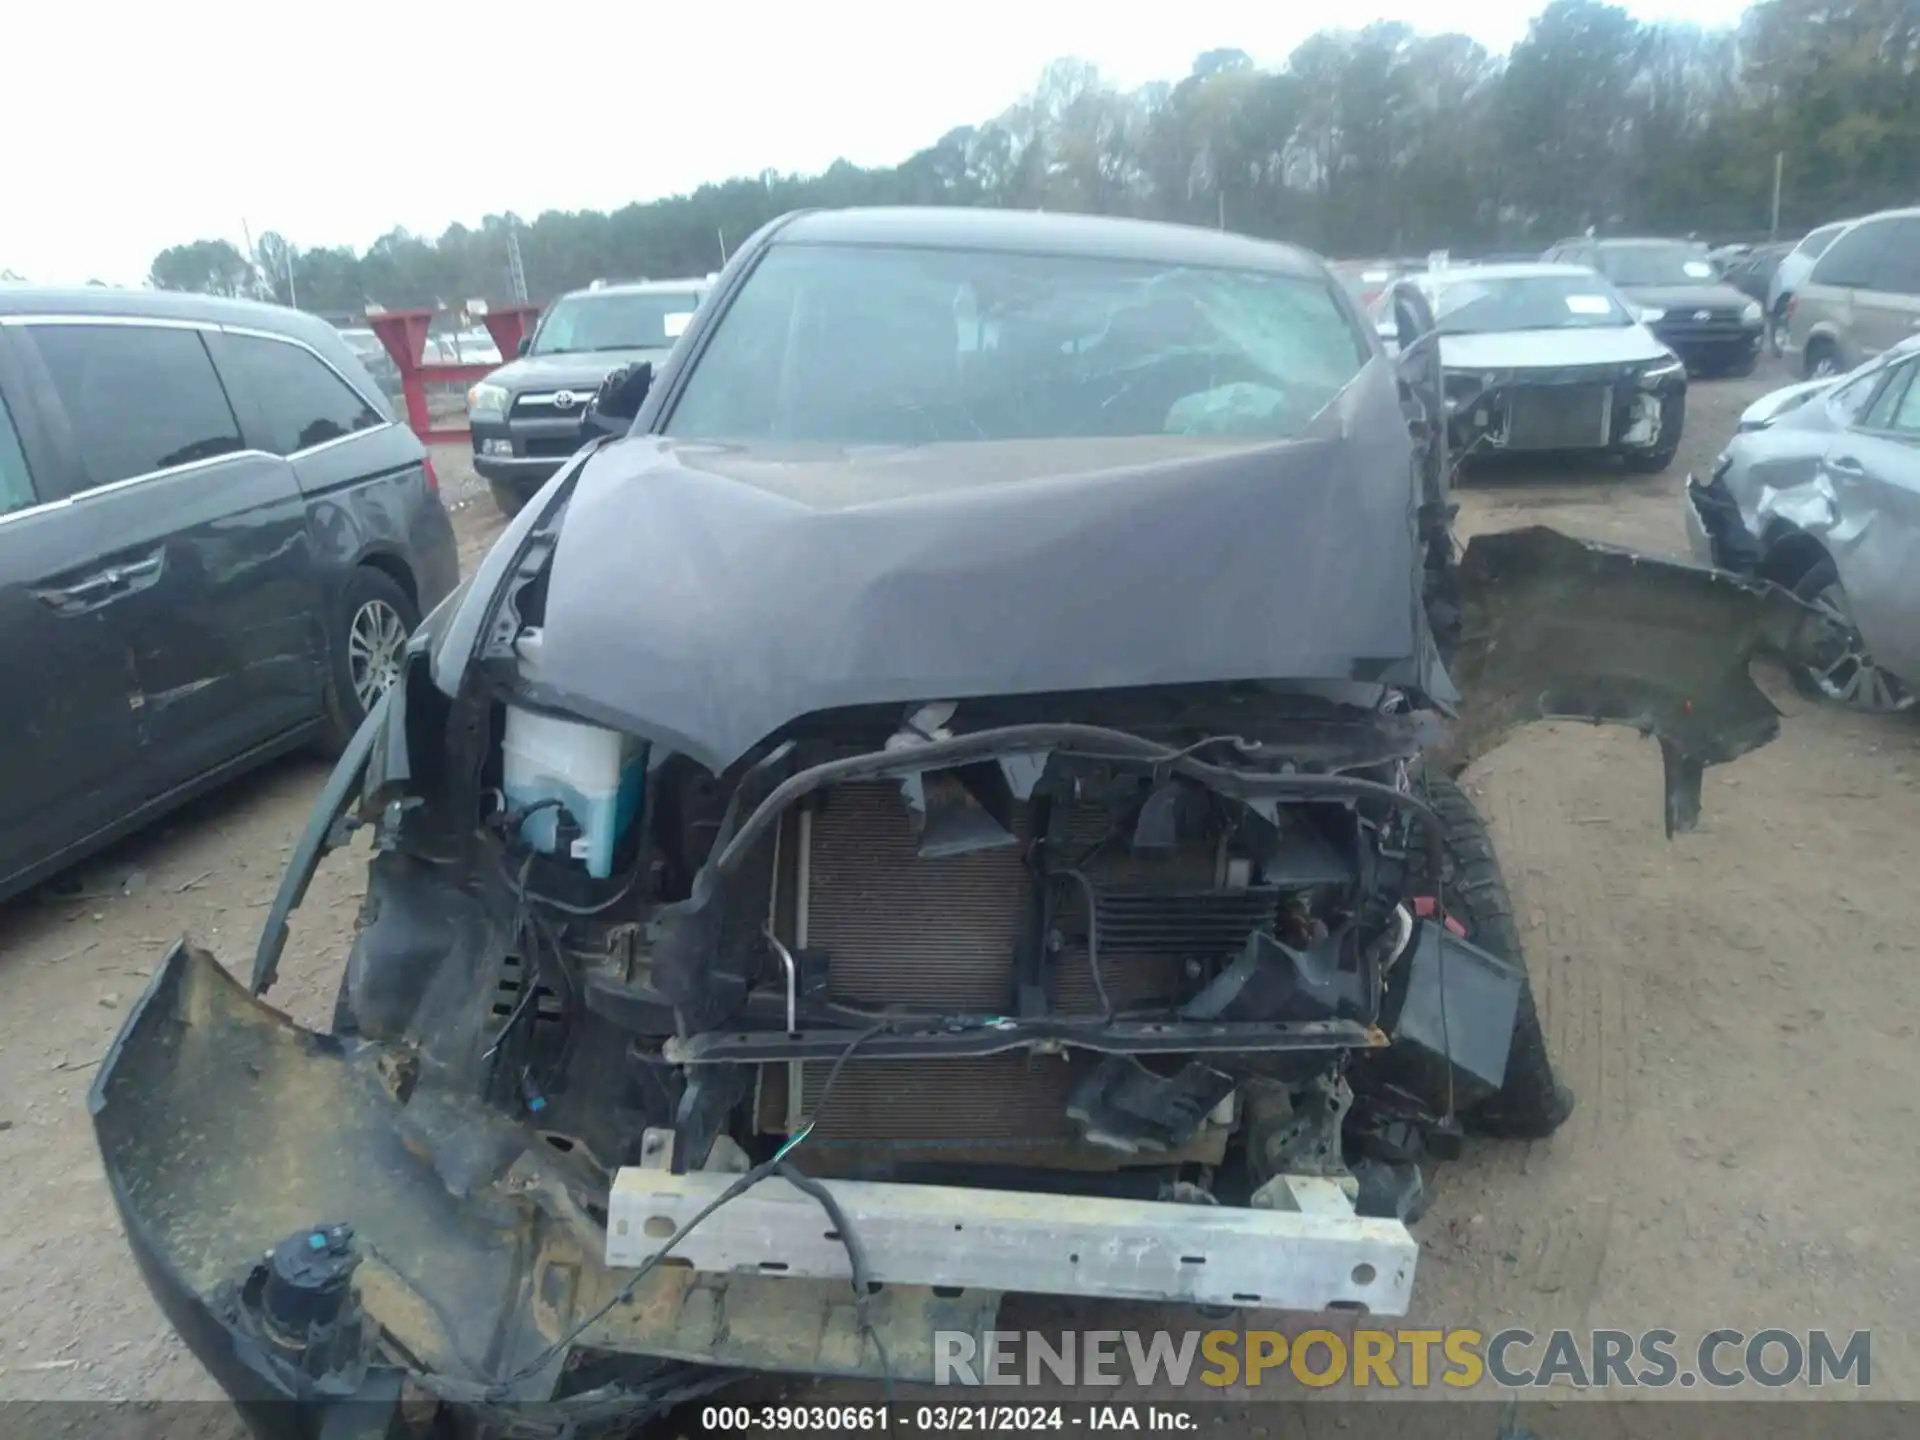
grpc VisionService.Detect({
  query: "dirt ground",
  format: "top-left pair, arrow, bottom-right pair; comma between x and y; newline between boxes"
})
4,358 -> 1916,1409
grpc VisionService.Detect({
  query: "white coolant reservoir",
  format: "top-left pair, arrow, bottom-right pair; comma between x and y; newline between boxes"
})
503,630 -> 647,879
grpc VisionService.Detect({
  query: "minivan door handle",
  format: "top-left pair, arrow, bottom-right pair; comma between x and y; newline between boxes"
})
112,552 -> 164,588
32,569 -> 127,613
1827,454 -> 1869,478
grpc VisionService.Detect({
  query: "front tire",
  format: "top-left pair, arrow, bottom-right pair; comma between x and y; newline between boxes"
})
489,478 -> 528,518
1788,559 -> 1912,712
1805,339 -> 1840,380
318,566 -> 420,754
1418,775 -> 1574,1140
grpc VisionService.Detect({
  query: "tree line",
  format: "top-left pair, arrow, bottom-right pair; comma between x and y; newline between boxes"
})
143,0 -> 1916,316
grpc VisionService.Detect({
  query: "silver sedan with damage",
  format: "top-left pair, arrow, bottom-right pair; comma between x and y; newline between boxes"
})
1377,263 -> 1687,473
1687,336 -> 1920,711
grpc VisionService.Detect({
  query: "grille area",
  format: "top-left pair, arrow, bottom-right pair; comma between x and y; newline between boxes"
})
522,433 -> 587,458
1506,385 -> 1611,450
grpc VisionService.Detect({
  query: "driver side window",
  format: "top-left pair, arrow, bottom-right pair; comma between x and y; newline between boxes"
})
1858,360 -> 1920,433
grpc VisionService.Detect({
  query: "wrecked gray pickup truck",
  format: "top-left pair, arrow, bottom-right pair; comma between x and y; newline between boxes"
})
90,209 -> 1844,1437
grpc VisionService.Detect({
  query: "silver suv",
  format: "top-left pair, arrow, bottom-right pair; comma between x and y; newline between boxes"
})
1786,207 -> 1920,378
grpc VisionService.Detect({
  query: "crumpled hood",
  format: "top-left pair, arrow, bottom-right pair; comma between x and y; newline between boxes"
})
482,348 -> 672,394
1439,326 -> 1670,371
511,362 -> 1437,773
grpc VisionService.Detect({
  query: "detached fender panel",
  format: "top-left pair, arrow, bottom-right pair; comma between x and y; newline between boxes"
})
1445,527 -> 1847,834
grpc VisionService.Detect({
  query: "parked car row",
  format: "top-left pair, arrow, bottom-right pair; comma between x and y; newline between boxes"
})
0,287 -> 458,904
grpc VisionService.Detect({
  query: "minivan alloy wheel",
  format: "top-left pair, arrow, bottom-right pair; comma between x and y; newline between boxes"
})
348,598 -> 409,710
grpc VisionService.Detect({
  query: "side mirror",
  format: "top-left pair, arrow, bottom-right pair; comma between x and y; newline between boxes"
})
516,336 -> 531,357
584,361 -> 654,436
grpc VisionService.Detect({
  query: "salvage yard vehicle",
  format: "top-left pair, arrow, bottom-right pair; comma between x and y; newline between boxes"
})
0,287 -> 459,907
1688,334 -> 1920,713
1767,220 -> 1850,358
467,277 -> 709,518
91,209 -> 1847,1438
1542,236 -> 1765,376
1375,263 -> 1687,473
1783,206 -> 1920,381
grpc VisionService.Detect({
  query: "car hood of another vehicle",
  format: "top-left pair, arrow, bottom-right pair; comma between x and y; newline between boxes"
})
1614,282 -> 1754,313
1439,326 -> 1672,372
481,348 -> 673,394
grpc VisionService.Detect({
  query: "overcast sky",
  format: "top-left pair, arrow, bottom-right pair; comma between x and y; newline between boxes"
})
6,0 -> 1752,287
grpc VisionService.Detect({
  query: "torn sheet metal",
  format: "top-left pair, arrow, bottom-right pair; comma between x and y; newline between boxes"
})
1445,526 -> 1849,835
489,361 -> 1439,774
1754,463 -> 1920,687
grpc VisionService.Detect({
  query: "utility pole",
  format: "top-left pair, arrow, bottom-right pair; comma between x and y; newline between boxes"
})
1218,190 -> 1227,232
505,223 -> 528,304
241,217 -> 260,300
1770,152 -> 1784,242
285,244 -> 298,310
717,227 -> 729,266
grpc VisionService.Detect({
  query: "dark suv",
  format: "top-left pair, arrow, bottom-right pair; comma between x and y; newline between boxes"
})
0,287 -> 459,904
466,278 -> 708,515
1543,236 -> 1765,375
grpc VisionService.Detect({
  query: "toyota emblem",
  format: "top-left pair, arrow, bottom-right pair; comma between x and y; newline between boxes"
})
552,390 -> 579,409
1693,310 -> 1711,322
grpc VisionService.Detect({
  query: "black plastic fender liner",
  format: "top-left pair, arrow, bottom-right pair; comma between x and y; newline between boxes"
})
1446,526 -> 1851,835
89,944 -> 961,1411
89,944 -> 550,1400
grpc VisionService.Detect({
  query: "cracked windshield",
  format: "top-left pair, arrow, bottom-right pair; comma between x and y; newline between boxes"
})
665,244 -> 1367,443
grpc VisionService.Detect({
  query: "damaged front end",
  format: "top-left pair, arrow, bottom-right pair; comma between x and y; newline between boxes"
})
1440,360 -> 1685,461
93,469 -> 1848,1434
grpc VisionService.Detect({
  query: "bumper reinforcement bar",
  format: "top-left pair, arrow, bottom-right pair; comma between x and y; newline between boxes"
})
606,1168 -> 1417,1315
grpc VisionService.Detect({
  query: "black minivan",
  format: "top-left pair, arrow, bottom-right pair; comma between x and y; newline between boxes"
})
0,288 -> 459,904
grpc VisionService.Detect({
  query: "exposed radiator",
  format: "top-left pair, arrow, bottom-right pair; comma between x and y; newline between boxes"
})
802,783 -> 1279,1012
769,781 -> 1278,1160
752,1052 -> 1232,1170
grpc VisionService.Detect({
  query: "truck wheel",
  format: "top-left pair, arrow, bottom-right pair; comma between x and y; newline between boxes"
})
489,479 -> 527,518
1417,775 -> 1575,1139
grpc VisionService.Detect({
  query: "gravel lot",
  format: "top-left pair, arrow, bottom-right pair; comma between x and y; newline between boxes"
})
4,358 -> 1917,1410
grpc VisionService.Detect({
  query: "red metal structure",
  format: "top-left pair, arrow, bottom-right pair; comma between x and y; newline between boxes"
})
367,305 -> 542,444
